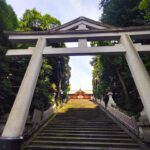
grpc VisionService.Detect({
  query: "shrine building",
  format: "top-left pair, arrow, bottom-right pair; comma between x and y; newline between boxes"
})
68,89 -> 93,100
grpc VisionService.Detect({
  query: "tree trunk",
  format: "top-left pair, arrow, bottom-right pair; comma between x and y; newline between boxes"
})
116,69 -> 129,102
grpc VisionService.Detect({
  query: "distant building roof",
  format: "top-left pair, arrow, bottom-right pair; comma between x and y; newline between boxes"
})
68,89 -> 93,95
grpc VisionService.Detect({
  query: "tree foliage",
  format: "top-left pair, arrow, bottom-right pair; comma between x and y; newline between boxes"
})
139,0 -> 150,21
0,0 -> 18,118
18,8 -> 60,31
0,6 -> 70,118
17,9 -> 70,111
100,0 -> 145,26
0,0 -> 18,30
92,0 -> 150,115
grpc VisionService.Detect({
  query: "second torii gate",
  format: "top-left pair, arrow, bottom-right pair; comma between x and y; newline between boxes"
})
1,16 -> 150,149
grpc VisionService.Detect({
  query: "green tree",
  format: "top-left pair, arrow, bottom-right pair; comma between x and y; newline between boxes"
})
41,14 -> 61,30
17,8 -> 70,110
139,0 -> 150,21
18,8 -> 42,31
0,0 -> 18,30
47,55 -> 71,106
0,0 -> 18,118
100,0 -> 145,26
18,8 -> 60,31
91,0 -> 150,115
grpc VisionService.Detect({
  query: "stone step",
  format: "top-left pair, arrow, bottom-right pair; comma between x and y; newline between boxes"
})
35,136 -> 134,143
48,122 -> 116,125
40,129 -> 126,134
47,122 -> 117,125
53,119 -> 112,121
49,120 -> 115,125
53,117 -> 111,119
37,132 -> 130,138
43,127 -> 123,131
25,145 -> 141,150
50,120 -> 113,123
46,125 -> 118,128
30,140 -> 140,148
24,100 -> 147,150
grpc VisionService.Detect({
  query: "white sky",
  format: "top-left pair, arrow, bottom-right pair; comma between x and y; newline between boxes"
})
6,0 -> 102,90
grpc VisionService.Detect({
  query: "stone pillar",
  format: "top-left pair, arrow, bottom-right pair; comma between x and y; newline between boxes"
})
120,34 -> 150,122
138,109 -> 150,142
100,96 -> 106,107
2,37 -> 46,137
78,39 -> 87,48
97,99 -> 101,104
52,93 -> 56,103
140,109 -> 147,119
107,92 -> 116,108
139,108 -> 149,124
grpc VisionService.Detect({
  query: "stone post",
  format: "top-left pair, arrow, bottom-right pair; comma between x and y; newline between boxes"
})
100,95 -> 106,107
2,37 -> 46,138
107,92 -> 116,108
139,108 -> 149,124
120,34 -> 150,122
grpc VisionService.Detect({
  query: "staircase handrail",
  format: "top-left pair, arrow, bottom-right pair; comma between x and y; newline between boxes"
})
107,106 -> 138,134
96,99 -> 139,135
23,103 -> 56,138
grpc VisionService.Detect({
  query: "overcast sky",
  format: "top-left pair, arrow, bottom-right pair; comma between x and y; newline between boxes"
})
6,0 -> 102,90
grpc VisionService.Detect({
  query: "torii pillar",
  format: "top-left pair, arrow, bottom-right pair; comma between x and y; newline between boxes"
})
0,37 -> 46,150
120,34 -> 150,121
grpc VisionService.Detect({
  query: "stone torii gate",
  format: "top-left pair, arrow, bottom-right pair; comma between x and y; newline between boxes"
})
1,16 -> 150,149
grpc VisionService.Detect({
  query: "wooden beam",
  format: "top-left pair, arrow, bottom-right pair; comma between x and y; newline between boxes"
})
8,33 -> 120,43
6,44 -> 150,57
78,39 -> 88,48
6,47 -> 34,56
43,44 -> 126,56
8,30 -> 150,43
134,43 -> 150,53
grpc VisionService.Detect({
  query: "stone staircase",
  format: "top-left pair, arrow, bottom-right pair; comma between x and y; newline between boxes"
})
24,100 -> 149,150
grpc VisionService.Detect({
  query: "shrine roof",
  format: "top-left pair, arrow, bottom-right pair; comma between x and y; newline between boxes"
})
68,89 -> 93,95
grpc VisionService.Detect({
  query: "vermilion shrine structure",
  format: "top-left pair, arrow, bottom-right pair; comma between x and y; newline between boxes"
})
0,16 -> 150,149
68,89 -> 93,100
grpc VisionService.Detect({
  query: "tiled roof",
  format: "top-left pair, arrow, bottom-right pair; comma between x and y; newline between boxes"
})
68,89 -> 93,94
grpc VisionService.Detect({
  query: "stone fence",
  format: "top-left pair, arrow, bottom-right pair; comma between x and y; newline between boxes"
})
23,104 -> 56,137
32,104 -> 56,126
107,107 -> 138,134
95,98 -> 138,134
95,98 -> 150,142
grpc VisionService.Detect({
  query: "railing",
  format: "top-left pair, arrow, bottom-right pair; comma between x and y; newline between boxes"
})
96,98 -> 150,142
107,107 -> 138,135
23,103 -> 56,138
0,104 -> 56,137
95,98 -> 138,135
